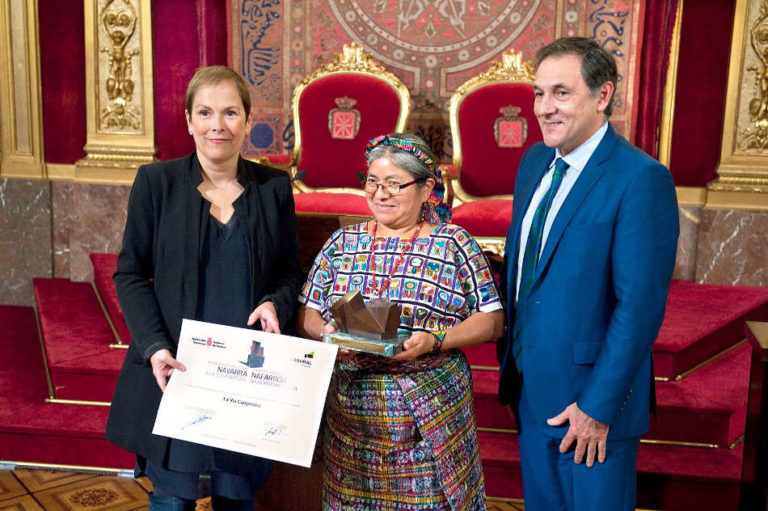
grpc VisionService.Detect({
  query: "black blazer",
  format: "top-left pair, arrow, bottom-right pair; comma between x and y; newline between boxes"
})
106,153 -> 302,466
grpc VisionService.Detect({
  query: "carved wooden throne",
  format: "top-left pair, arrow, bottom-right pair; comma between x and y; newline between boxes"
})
445,50 -> 542,253
276,43 -> 411,217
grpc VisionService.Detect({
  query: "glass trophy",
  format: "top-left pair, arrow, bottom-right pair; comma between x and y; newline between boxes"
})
323,291 -> 408,356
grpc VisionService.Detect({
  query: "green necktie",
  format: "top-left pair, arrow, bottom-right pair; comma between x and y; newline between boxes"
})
513,158 -> 569,371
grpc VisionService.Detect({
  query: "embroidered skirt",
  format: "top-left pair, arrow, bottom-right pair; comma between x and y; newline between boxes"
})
322,351 -> 486,510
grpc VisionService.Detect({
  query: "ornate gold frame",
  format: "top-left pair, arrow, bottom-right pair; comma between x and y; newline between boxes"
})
474,237 -> 507,257
5,460 -> 127,473
658,0 -> 683,171
656,0 -> 709,207
75,0 -> 156,185
710,0 -> 768,210
289,42 -> 411,195
0,0 -> 45,179
447,50 -> 536,206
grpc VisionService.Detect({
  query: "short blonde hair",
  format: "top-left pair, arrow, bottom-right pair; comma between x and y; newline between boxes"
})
185,66 -> 251,116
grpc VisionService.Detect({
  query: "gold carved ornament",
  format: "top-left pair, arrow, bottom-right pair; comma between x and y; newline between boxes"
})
740,1 -> 768,151
710,0 -> 768,202
100,0 -> 140,131
75,0 -> 155,183
452,50 -> 535,97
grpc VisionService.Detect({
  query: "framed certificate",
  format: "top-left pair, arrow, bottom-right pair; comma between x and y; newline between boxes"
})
152,319 -> 338,467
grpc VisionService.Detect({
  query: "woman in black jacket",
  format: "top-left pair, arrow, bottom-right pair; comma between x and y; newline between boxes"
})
105,66 -> 302,510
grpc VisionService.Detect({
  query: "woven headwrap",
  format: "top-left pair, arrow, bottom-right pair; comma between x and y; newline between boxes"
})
365,135 -> 452,224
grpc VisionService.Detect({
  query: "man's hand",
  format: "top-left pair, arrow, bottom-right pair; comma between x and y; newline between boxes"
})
547,402 -> 610,467
149,348 -> 186,392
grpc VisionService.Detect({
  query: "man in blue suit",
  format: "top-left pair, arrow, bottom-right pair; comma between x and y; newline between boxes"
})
497,37 -> 679,510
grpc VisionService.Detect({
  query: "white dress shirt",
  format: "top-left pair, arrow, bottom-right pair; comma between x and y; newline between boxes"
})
516,122 -> 608,298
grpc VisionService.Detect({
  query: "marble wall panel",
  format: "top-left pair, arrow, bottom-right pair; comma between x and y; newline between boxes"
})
68,183 -> 131,282
673,205 -> 700,281
695,208 -> 768,286
51,181 -> 73,278
0,178 -> 52,305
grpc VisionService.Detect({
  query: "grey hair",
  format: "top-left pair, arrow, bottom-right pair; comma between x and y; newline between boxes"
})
365,133 -> 437,185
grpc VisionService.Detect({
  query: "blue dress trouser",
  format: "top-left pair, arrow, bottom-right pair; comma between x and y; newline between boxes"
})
517,387 -> 640,511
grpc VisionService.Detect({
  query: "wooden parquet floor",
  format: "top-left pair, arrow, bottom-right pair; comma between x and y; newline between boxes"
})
0,468 -> 526,510
0,469 -> 203,511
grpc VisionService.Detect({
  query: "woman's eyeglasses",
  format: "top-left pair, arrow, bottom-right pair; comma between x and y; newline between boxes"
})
362,178 -> 421,195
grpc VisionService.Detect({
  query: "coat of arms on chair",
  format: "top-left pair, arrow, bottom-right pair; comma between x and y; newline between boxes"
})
329,96 -> 360,140
495,105 -> 528,148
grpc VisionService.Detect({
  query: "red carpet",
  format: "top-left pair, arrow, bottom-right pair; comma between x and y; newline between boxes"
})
650,340 -> 750,447
33,278 -> 123,402
470,340 -> 752,447
654,280 -> 768,380
3,253 -> 768,509
0,305 -> 132,468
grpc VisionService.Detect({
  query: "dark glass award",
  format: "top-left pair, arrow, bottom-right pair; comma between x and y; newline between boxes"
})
323,291 -> 408,356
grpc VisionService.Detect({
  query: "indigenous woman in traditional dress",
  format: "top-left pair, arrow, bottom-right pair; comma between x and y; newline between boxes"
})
297,133 -> 505,510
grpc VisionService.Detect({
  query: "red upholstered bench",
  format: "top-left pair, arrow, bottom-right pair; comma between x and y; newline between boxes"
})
292,192 -> 371,217
451,198 -> 513,238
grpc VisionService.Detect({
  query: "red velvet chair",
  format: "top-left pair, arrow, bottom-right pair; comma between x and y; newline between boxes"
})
445,50 -> 542,254
269,43 -> 411,217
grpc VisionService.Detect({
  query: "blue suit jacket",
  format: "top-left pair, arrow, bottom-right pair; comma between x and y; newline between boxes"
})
497,125 -> 679,440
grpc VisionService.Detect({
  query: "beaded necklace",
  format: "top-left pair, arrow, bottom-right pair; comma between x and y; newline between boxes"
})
367,220 -> 422,297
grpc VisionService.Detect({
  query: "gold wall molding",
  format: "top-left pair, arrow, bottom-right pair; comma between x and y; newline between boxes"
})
712,0 -> 768,210
76,0 -> 155,184
676,186 -> 707,206
658,0 -> 683,168
46,163 -> 76,181
0,0 -> 45,179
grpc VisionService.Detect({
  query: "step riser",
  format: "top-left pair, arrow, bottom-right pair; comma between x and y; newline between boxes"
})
648,410 -> 732,447
483,463 -> 523,499
50,371 -> 117,402
474,399 -> 516,431
0,432 -> 133,469
653,324 -> 743,380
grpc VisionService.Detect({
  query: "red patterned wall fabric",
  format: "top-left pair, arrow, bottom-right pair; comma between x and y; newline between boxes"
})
231,0 -> 646,163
